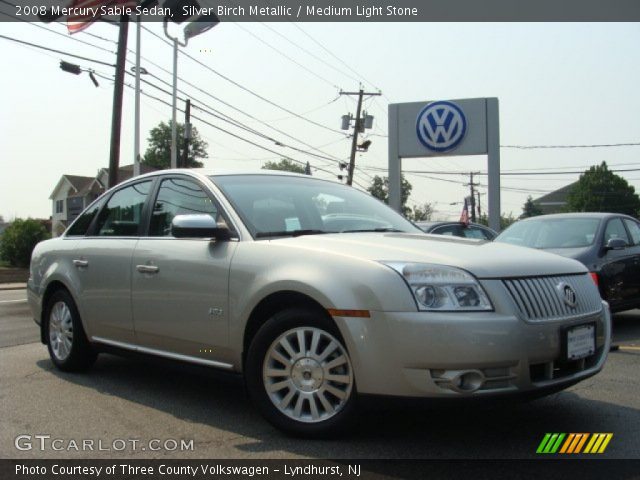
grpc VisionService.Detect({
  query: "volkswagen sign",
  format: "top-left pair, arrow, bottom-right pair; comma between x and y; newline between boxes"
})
416,101 -> 467,153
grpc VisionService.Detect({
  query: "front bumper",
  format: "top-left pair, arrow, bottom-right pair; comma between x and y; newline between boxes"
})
334,301 -> 610,398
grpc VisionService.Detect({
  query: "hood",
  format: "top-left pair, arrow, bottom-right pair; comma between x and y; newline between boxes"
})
541,246 -> 591,260
272,232 -> 588,279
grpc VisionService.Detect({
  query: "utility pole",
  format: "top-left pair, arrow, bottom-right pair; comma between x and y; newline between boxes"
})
181,99 -> 191,168
467,172 -> 480,222
108,15 -> 129,188
340,88 -> 381,186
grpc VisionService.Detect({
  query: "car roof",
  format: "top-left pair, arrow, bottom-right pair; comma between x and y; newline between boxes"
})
517,212 -> 636,222
415,221 -> 492,229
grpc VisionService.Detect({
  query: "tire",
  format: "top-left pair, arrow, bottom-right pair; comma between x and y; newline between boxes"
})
245,308 -> 358,437
44,289 -> 97,372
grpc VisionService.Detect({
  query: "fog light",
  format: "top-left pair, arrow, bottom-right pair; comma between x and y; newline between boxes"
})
456,371 -> 484,392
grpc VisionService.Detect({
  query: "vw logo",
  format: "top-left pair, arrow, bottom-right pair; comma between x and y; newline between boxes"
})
557,282 -> 578,308
416,101 -> 467,153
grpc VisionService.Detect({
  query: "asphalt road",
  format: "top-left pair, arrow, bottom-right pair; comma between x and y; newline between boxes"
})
1,289 -> 639,459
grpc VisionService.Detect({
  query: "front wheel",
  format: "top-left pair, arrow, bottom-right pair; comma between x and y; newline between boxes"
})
245,308 -> 357,437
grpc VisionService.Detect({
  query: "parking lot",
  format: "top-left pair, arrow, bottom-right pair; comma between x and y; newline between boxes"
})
1,288 -> 639,459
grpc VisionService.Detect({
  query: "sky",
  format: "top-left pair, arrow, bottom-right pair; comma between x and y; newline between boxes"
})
0,17 -> 639,222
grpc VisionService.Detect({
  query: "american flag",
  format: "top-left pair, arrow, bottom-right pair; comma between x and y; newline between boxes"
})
67,0 -> 138,34
459,197 -> 470,225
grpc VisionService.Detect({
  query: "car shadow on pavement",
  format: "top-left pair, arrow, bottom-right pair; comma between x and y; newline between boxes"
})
36,349 -> 640,461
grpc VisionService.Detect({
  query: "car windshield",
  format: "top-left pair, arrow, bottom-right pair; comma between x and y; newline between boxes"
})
495,218 -> 601,249
210,174 -> 421,238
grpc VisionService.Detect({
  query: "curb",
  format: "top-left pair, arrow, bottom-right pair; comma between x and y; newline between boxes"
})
0,284 -> 27,291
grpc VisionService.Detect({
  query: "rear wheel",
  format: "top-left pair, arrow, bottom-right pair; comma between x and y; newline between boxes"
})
44,289 -> 97,371
245,308 -> 357,437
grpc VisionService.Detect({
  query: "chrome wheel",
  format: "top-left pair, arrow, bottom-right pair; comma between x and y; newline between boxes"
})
49,301 -> 73,361
263,327 -> 353,423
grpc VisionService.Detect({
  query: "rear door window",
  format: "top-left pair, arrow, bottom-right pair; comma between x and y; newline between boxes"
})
94,181 -> 152,237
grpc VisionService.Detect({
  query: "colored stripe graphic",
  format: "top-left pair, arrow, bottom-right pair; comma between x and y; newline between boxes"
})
538,433 -> 613,454
536,433 -> 565,454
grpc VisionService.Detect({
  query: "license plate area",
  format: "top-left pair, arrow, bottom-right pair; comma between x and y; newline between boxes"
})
564,323 -> 596,361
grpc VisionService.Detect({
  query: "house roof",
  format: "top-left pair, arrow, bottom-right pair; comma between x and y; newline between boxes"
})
533,182 -> 577,205
51,164 -> 159,200
49,175 -> 94,200
532,182 -> 577,214
98,164 -> 158,183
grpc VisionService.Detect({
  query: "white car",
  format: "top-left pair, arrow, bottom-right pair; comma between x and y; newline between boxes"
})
28,170 -> 610,436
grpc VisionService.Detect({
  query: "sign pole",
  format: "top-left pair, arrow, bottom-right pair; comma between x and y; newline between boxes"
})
486,98 -> 501,232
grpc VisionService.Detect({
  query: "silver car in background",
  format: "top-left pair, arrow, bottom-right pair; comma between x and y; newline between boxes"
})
28,170 -> 611,436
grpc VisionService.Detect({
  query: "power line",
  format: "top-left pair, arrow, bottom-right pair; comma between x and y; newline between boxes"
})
290,23 -> 387,101
124,70 -> 344,167
0,33 -> 115,67
502,142 -> 640,149
141,25 -> 345,136
111,72 -> 346,181
0,8 -> 117,55
233,22 -> 341,89
8,14 -> 348,167
259,22 -> 363,86
361,166 -> 640,176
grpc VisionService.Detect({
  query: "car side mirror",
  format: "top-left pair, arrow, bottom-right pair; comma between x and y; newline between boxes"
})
605,237 -> 627,250
171,214 -> 232,240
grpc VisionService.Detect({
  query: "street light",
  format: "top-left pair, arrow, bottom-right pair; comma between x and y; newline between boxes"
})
162,0 -> 219,169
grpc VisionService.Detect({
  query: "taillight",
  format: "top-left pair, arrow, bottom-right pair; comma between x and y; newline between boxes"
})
589,272 -> 599,286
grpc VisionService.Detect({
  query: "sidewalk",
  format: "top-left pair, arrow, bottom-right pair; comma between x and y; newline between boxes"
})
0,283 -> 27,291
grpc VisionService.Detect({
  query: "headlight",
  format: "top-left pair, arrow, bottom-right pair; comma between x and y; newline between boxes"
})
382,262 -> 493,311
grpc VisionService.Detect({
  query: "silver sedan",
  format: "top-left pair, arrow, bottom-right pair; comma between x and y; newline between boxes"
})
28,170 -> 611,436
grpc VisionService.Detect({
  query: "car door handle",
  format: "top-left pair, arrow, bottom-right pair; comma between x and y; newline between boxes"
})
136,265 -> 159,274
73,259 -> 89,268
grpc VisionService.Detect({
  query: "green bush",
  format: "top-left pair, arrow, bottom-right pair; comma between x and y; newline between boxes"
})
0,219 -> 50,268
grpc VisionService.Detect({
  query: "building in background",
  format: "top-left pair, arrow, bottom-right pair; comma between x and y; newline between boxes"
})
532,182 -> 577,215
50,164 -> 156,237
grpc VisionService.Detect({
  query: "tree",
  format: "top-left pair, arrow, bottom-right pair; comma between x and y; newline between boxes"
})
521,195 -> 543,218
478,212 -> 517,231
367,175 -> 413,217
408,202 -> 434,222
0,219 -> 50,268
566,161 -> 640,216
262,158 -> 306,174
142,120 -> 208,169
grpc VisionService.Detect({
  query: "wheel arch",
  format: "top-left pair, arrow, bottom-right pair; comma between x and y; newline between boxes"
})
242,290 -> 338,368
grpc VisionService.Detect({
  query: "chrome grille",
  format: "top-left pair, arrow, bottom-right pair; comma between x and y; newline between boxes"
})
503,274 -> 602,321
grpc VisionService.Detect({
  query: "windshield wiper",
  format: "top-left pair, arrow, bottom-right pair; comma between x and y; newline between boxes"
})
340,228 -> 404,233
255,229 -> 334,238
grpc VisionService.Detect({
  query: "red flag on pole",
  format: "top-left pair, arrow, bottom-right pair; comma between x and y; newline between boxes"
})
460,197 -> 470,225
67,0 -> 137,34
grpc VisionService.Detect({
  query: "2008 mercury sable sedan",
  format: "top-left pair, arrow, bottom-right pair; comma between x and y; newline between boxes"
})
28,170 -> 611,436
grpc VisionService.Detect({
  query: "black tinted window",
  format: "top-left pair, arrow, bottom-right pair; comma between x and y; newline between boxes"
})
604,218 -> 630,244
149,178 -> 218,237
433,225 -> 460,237
94,181 -> 152,237
66,197 -> 105,236
623,219 -> 640,245
463,227 -> 491,240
